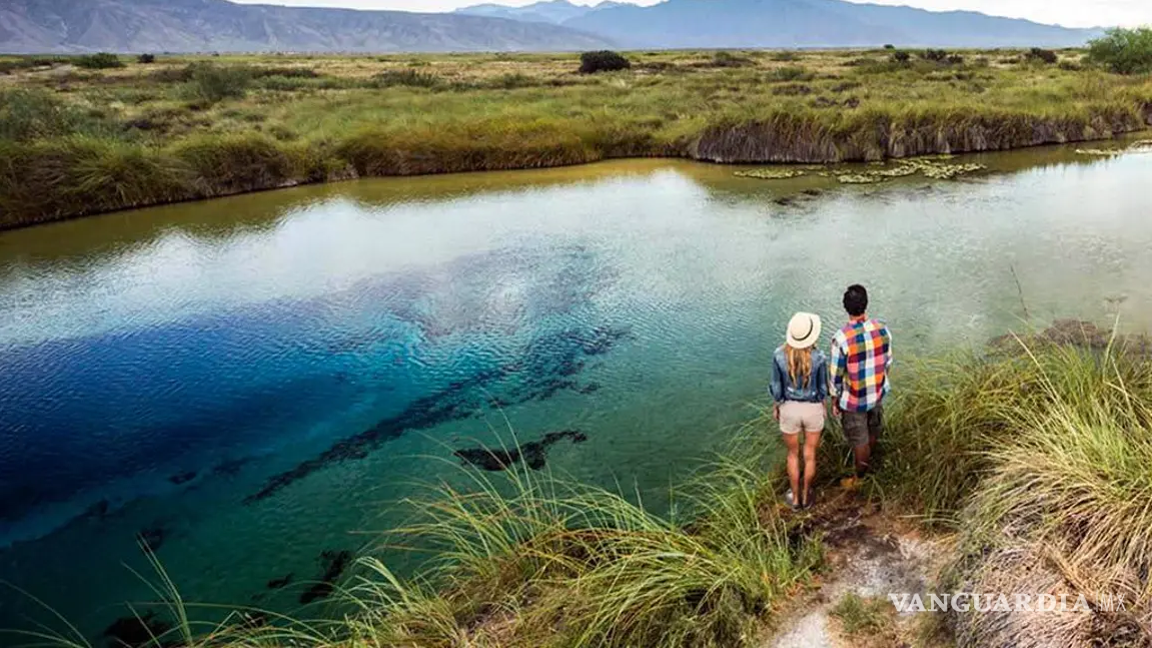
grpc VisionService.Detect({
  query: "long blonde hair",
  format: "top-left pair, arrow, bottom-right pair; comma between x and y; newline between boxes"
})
785,344 -> 812,388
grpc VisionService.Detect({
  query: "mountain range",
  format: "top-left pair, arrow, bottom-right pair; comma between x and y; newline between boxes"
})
0,0 -> 1102,54
0,0 -> 612,53
455,0 -> 626,24
464,0 -> 1100,48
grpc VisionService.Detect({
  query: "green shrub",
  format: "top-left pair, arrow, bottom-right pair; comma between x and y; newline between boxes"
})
771,51 -> 801,62
706,51 -> 755,68
579,50 -> 631,74
1087,27 -> 1152,74
137,53 -> 156,64
883,44 -> 896,50
892,51 -> 911,63
921,49 -> 949,62
766,66 -> 813,82
372,70 -> 441,88
482,73 -> 540,90
250,66 -> 318,79
0,137 -> 190,226
184,63 -> 252,104
74,53 -> 124,69
1024,47 -> 1058,64
0,88 -> 116,142
173,133 -> 297,194
149,65 -> 196,84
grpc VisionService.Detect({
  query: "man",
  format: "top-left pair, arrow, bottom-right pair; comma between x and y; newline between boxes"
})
830,284 -> 892,485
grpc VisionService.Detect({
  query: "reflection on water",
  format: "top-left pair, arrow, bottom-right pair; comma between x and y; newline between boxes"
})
2,143 -> 1152,638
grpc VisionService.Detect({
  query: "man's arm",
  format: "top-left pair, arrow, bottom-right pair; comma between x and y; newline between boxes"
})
883,325 -> 894,393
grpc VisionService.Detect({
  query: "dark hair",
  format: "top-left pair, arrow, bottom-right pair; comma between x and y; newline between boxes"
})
843,284 -> 868,317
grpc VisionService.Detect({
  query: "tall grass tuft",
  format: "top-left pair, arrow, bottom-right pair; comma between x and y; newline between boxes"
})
330,437 -> 819,648
173,134 -> 299,195
876,334 -> 1152,646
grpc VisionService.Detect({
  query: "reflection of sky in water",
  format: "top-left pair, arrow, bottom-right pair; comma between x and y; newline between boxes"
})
1,152 -> 1152,638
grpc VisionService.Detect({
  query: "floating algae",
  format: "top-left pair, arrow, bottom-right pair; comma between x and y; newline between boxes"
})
872,165 -> 919,178
835,159 -> 986,184
1076,140 -> 1152,157
917,162 -> 986,180
734,168 -> 806,180
836,174 -> 884,185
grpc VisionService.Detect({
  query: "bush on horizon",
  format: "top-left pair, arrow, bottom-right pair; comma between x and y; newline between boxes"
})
75,52 -> 124,69
1024,47 -> 1058,64
579,50 -> 631,74
1087,27 -> 1152,74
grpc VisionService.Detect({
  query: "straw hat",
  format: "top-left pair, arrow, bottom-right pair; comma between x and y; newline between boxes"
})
786,312 -> 822,349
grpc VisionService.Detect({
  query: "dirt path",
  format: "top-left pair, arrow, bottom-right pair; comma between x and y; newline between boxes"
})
765,491 -> 948,648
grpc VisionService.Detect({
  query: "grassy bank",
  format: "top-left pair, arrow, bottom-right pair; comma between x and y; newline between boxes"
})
22,321 -> 1150,648
3,48 -> 1152,228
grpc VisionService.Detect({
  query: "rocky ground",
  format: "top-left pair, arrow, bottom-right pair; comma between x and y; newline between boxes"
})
764,490 -> 951,648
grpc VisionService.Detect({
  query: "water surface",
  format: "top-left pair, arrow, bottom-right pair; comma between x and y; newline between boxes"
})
1,144 -> 1151,639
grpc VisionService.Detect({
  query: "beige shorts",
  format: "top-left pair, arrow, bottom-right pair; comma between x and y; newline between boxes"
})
779,402 -> 826,435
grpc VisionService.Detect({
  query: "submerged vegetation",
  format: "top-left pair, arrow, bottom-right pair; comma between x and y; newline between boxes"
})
1,44 -> 1152,228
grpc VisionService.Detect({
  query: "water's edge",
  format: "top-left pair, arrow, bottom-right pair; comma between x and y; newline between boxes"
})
4,120 -> 1149,233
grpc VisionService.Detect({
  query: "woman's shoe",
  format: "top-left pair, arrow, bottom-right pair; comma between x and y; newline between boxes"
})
784,489 -> 801,511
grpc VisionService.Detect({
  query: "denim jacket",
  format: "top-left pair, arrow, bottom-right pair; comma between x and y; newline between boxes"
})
768,347 -> 829,403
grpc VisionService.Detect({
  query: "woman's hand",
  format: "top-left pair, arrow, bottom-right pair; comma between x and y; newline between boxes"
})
773,403 -> 781,422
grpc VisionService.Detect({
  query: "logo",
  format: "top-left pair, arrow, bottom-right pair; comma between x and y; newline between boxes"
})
887,592 -> 1126,613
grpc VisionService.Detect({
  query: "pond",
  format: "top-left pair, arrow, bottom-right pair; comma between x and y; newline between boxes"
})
1,142 -> 1151,639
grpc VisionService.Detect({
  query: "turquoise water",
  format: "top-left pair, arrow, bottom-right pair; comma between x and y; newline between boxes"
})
2,146 -> 1152,640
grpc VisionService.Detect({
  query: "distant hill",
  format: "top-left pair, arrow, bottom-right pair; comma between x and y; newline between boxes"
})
0,0 -> 614,54
564,0 -> 1099,48
456,0 -> 624,25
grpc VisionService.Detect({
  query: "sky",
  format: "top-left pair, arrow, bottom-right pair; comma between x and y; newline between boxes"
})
229,0 -> 1152,28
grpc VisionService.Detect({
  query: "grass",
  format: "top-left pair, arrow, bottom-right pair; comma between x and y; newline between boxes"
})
1,48 -> 1151,228
874,328 -> 1152,646
830,592 -> 896,637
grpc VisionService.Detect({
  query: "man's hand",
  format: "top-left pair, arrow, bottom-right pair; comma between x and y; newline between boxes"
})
773,404 -> 781,422
831,401 -> 841,417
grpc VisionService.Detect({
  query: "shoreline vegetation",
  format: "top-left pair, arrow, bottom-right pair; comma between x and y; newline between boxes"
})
4,40 -> 1152,230
17,320 -> 1152,648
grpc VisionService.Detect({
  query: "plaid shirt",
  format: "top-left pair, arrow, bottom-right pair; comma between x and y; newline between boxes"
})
830,318 -> 892,412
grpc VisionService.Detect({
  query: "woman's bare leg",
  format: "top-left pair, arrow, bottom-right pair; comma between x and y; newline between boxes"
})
783,432 -> 801,505
802,430 -> 822,506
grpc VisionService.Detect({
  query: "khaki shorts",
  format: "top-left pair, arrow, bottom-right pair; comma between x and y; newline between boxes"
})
779,402 -> 826,435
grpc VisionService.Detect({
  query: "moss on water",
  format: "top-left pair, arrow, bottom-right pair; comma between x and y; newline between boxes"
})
733,168 -> 806,179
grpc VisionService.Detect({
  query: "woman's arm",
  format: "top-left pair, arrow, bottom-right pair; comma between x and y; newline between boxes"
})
816,354 -> 830,402
768,351 -> 785,403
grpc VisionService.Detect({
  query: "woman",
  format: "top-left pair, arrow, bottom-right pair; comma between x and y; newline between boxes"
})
769,312 -> 829,510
